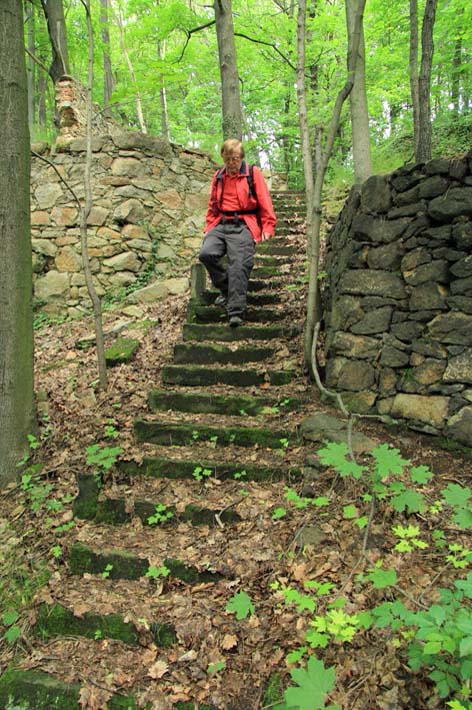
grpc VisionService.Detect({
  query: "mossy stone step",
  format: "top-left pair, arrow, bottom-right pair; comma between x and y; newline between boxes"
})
134,420 -> 296,449
35,603 -> 176,647
105,337 -> 140,366
73,478 -> 241,527
148,389 -> 303,415
252,265 -> 283,278
182,322 -> 297,342
0,670 -> 135,710
69,543 -> 225,584
119,456 -> 302,481
161,364 -> 295,387
173,342 -> 275,365
202,289 -> 281,306
187,304 -> 286,324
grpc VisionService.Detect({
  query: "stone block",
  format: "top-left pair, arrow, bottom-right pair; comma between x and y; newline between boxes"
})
360,174 -> 392,214
444,349 -> 472,384
35,271 -> 70,299
446,406 -> 472,446
391,393 -> 449,428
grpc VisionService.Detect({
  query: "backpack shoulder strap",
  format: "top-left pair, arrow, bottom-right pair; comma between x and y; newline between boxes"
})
247,164 -> 257,199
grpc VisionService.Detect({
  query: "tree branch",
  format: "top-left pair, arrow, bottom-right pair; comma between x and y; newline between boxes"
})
25,47 -> 49,75
174,20 -> 216,62
234,31 -> 297,71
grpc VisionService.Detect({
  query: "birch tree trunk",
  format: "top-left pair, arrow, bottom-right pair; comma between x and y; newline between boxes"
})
100,0 -> 115,117
214,0 -> 243,139
0,0 -> 36,485
345,0 -> 372,183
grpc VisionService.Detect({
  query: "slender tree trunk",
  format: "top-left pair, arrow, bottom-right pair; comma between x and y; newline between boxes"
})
115,2 -> 147,133
37,72 -> 48,126
451,37 -> 462,115
25,2 -> 36,129
296,0 -> 314,255
0,0 -> 36,485
81,0 -> 108,390
158,40 -> 170,140
40,0 -> 70,83
214,0 -> 243,139
409,0 -> 420,159
303,0 -> 367,370
411,0 -> 438,163
100,0 -> 114,117
345,0 -> 371,183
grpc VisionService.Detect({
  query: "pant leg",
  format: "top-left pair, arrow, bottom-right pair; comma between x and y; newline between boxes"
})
225,223 -> 255,317
199,224 -> 228,293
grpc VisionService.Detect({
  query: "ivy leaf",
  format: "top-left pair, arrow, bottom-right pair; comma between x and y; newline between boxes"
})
371,444 -> 409,477
410,465 -> 433,485
225,591 -> 255,620
391,489 -> 426,514
317,442 -> 365,479
284,656 -> 337,710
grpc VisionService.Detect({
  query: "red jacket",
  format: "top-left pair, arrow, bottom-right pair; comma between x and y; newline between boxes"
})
204,161 -> 276,243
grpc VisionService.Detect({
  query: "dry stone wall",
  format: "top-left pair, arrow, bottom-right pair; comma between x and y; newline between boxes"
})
323,151 -> 472,446
31,131 -> 216,316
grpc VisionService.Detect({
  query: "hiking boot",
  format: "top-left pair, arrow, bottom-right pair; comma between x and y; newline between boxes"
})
229,315 -> 243,328
214,292 -> 227,308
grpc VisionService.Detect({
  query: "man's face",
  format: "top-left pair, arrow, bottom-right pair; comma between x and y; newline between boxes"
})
223,150 -> 242,176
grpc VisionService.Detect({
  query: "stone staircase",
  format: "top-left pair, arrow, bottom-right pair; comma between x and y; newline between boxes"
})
0,191 -> 316,710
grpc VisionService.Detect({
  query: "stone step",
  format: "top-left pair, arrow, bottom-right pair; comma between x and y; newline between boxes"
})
148,389 -> 303,415
172,342 -> 276,365
187,304 -> 287,324
0,670 -> 141,710
202,289 -> 281,306
73,474 -> 242,527
182,322 -> 298,342
161,364 -> 295,387
119,455 -> 302,481
252,265 -> 284,278
134,420 -> 296,449
256,242 -> 297,256
69,543 -> 226,584
34,602 -> 177,647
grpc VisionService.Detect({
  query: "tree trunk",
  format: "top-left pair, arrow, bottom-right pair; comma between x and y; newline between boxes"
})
303,0 -> 367,371
40,0 -> 70,83
345,0 -> 371,183
115,3 -> 147,133
0,0 -> 36,485
296,0 -> 314,255
100,0 -> 114,117
158,40 -> 170,140
25,2 -> 36,129
451,36 -> 462,115
214,0 -> 243,139
409,0 -> 420,159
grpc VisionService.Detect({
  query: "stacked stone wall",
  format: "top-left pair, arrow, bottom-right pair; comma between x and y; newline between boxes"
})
323,151 -> 472,445
31,131 -> 216,316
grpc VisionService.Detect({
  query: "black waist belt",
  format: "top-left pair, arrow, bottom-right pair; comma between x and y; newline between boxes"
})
220,209 -> 258,223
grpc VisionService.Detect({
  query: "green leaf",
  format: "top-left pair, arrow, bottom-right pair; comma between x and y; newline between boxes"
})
390,489 -> 426,514
410,465 -> 433,485
459,637 -> 472,658
343,504 -> 358,519
225,591 -> 255,620
2,610 -> 19,626
423,641 -> 442,655
284,656 -> 337,710
4,625 -> 21,644
272,507 -> 287,520
368,567 -> 398,589
442,483 -> 472,508
372,444 -> 409,476
317,442 -> 365,479
207,660 -> 226,674
453,508 -> 472,530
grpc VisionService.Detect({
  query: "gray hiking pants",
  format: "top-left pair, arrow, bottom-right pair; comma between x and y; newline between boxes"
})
199,221 -> 255,317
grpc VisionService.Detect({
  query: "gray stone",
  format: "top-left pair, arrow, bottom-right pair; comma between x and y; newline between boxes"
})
162,277 -> 189,295
360,175 -> 392,214
112,130 -> 172,155
428,312 -> 472,345
391,321 -> 423,342
444,349 -> 472,384
337,360 -> 376,391
379,368 -> 397,395
450,276 -> 472,295
351,307 -> 392,335
447,296 -> 472,314
330,332 -> 380,359
35,183 -> 63,209
428,187 -> 472,221
339,269 -> 406,299
127,280 -> 169,304
112,199 -> 146,225
388,202 -> 426,219
418,175 -> 449,199
403,260 -> 449,286
380,345 -> 410,368
453,222 -> 472,250
299,413 -> 378,453
409,283 -> 448,311
352,214 -> 410,244
394,184 -> 421,206
391,167 -> 424,193
69,137 -> 104,152
450,255 -> 472,278
391,393 -> 449,428
424,158 -> 450,175
32,239 -> 58,257
411,339 -> 448,359
35,271 -> 70,299
341,390 -> 377,413
103,251 -> 141,272
446,406 -> 472,446
401,247 -> 431,272
367,242 -> 403,270
412,359 -> 446,385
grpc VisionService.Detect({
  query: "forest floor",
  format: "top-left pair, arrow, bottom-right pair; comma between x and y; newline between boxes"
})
1,257 -> 472,709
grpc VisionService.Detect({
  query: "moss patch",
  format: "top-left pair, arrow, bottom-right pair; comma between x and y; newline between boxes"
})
105,337 -> 140,366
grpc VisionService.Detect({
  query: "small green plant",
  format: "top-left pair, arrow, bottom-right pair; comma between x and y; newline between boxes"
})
104,420 -> 119,439
392,523 -> 428,553
209,435 -> 218,448
16,434 -> 40,467
207,660 -> 226,675
279,655 -> 338,710
191,430 -> 199,442
2,610 -> 21,645
225,591 -> 255,620
50,545 -> 62,559
101,564 -> 113,579
145,565 -> 170,580
272,506 -> 287,520
276,437 -> 290,456
94,629 -> 103,640
147,504 -> 174,525
86,443 -> 123,474
233,469 -> 247,480
192,466 -> 212,482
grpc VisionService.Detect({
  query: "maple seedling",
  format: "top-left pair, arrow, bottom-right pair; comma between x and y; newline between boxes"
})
147,503 -> 174,525
225,591 -> 255,620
